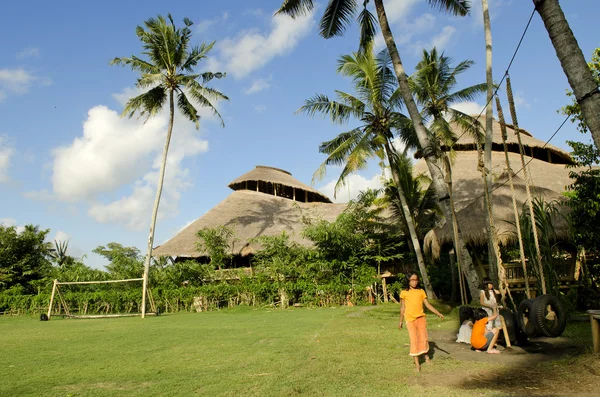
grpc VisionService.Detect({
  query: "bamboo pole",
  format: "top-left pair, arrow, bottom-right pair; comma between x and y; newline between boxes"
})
56,278 -> 143,285
47,279 -> 58,319
496,96 -> 531,299
506,77 -> 547,295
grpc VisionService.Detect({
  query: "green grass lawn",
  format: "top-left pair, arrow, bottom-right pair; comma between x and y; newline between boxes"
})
0,305 -> 595,396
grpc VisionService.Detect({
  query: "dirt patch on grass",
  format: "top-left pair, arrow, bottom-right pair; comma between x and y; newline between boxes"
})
410,330 -> 600,396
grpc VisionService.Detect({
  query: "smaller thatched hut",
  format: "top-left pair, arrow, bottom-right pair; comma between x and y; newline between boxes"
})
153,166 -> 345,259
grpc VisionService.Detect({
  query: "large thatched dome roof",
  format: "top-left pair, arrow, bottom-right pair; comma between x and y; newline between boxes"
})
153,190 -> 346,258
228,165 -> 332,203
415,116 -> 573,165
414,151 -> 577,213
423,172 -> 570,259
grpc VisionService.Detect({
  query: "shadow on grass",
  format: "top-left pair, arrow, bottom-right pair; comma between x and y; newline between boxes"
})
454,338 -> 598,396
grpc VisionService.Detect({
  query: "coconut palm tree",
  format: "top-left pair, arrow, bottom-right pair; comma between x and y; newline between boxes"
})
300,47 -> 436,298
276,0 -> 481,299
409,48 -> 487,296
481,0 -> 497,279
111,14 -> 228,317
534,0 -> 600,150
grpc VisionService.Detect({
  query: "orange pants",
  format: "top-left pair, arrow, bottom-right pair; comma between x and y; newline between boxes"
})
406,316 -> 429,356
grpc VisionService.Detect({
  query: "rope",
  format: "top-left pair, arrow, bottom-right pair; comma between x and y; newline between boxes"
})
506,76 -> 547,295
496,96 -> 531,299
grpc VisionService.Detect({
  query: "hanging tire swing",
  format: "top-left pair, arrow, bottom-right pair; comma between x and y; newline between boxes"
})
517,299 -> 538,338
516,295 -> 567,338
531,294 -> 567,337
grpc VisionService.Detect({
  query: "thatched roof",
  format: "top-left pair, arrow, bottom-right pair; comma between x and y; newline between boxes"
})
153,190 -> 346,258
416,116 -> 573,165
228,165 -> 332,203
413,151 -> 577,212
423,172 -> 570,260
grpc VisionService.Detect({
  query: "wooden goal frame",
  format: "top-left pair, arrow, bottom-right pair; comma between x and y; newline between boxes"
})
46,278 -> 157,319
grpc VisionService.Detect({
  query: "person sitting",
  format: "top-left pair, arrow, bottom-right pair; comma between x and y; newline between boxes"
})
480,277 -> 502,331
470,308 -> 502,354
456,306 -> 474,344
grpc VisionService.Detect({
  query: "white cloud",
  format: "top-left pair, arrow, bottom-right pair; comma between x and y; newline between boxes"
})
217,8 -> 315,78
374,12 -> 436,50
384,0 -> 421,24
318,172 -> 387,203
243,77 -> 271,95
0,68 -> 36,101
450,101 -> 485,117
0,218 -> 24,233
50,86 -> 217,230
16,47 -> 40,59
195,12 -> 229,34
0,218 -> 17,226
514,91 -> 530,109
52,230 -> 70,243
244,9 -> 265,18
428,26 -> 456,51
253,105 -> 267,113
0,135 -> 14,183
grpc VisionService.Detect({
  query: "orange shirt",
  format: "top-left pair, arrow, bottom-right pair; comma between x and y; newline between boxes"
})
400,288 -> 427,322
471,318 -> 489,349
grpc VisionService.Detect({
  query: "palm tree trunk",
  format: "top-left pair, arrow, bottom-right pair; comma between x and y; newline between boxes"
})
141,90 -> 175,318
482,0 -> 497,285
373,0 -> 480,300
384,142 -> 436,299
534,0 -> 600,150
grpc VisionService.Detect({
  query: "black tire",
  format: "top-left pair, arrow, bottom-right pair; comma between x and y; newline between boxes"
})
499,308 -> 517,344
531,294 -> 567,337
517,299 -> 538,337
40,313 -> 48,321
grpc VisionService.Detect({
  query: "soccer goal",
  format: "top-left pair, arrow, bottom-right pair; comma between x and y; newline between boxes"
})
45,278 -> 158,320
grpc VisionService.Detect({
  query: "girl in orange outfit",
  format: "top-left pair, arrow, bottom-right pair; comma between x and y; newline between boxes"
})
398,272 -> 445,372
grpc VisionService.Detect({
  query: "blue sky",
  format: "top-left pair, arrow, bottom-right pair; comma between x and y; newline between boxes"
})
1,0 -> 598,268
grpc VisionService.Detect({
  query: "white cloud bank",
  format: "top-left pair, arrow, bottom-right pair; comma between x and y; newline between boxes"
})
44,87 -> 219,231
318,172 -> 388,204
0,135 -> 14,183
216,8 -> 315,78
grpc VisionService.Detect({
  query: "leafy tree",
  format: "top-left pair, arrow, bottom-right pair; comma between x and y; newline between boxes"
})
0,225 -> 52,294
197,226 -> 237,271
111,14 -> 229,316
560,47 -> 600,253
48,240 -> 76,268
93,243 -> 143,280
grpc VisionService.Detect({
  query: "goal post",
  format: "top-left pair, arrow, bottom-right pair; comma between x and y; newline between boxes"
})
45,277 -> 156,320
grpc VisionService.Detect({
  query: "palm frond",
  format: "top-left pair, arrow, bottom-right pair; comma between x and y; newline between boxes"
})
320,0 -> 358,38
122,86 -> 167,121
357,4 -> 377,53
427,0 -> 470,16
183,78 -> 228,127
297,94 -> 361,123
181,41 -> 216,73
275,0 -> 315,17
177,91 -> 200,128
110,56 -> 160,74
446,83 -> 487,103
